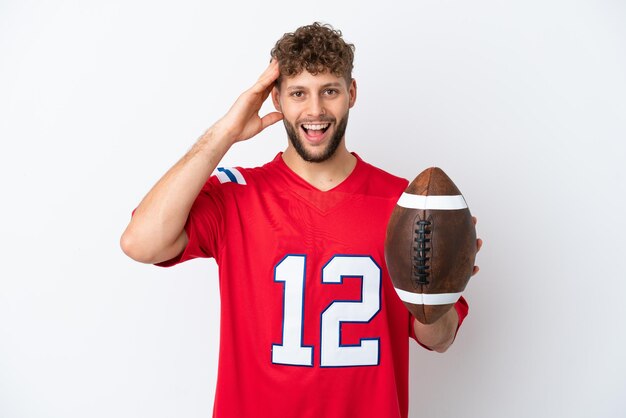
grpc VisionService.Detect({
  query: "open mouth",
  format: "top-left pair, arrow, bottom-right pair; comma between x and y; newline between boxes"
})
301,123 -> 331,141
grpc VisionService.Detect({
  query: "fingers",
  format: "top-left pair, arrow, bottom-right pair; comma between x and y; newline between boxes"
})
260,111 -> 283,130
472,217 -> 482,276
471,238 -> 482,277
472,216 -> 482,252
251,60 -> 280,95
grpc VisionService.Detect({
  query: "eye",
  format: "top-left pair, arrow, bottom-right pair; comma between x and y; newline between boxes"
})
290,91 -> 304,98
323,88 -> 339,96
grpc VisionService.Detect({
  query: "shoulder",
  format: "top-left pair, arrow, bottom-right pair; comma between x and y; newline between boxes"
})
214,166 -> 249,186
205,156 -> 283,193
355,156 -> 409,198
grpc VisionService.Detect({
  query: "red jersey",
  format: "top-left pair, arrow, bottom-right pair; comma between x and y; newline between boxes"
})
157,153 -> 468,418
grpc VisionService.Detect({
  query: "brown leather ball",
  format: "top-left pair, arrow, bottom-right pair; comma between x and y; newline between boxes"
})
385,167 -> 476,324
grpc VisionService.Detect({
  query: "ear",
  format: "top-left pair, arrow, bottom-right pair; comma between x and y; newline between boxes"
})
271,86 -> 281,112
348,78 -> 357,108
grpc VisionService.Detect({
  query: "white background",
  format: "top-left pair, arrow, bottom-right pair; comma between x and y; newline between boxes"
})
1,1 -> 625,417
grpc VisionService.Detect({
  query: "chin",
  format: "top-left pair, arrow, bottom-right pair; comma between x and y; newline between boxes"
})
284,114 -> 349,163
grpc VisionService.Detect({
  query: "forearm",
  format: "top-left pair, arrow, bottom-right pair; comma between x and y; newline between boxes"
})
121,126 -> 234,264
413,306 -> 459,353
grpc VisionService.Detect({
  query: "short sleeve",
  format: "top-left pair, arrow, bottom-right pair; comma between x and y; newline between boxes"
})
410,296 -> 469,350
154,176 -> 226,267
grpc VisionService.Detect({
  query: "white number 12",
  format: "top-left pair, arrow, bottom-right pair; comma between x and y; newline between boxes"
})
272,255 -> 381,368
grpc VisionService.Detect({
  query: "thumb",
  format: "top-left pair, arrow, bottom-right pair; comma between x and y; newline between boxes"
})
260,112 -> 283,130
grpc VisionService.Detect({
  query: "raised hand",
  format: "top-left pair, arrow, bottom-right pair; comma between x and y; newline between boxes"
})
121,61 -> 285,265
214,60 -> 284,144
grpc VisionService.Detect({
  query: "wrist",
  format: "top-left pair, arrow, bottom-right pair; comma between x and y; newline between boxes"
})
199,124 -> 237,152
413,306 -> 459,353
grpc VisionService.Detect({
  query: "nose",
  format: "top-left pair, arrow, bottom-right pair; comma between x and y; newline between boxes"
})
306,95 -> 325,117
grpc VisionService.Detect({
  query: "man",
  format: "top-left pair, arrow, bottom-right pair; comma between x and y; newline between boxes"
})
121,22 -> 481,418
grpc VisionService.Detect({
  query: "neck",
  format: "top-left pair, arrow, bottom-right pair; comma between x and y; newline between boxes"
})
282,143 -> 357,192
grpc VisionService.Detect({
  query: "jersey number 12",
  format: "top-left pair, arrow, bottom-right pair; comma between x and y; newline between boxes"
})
272,255 -> 381,368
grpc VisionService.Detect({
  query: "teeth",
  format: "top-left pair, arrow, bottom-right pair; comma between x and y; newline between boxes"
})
302,123 -> 330,131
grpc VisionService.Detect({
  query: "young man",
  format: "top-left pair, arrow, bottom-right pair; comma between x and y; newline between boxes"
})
121,23 -> 480,418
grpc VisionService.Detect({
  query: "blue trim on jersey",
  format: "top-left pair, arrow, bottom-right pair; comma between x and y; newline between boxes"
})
217,167 -> 238,183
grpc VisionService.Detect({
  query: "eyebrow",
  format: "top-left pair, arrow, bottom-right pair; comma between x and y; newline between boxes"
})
286,82 -> 343,91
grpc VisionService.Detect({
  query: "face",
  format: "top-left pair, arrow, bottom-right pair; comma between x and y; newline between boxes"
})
272,70 -> 357,163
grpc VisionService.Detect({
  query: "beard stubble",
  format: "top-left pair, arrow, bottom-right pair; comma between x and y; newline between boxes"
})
282,112 -> 349,163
